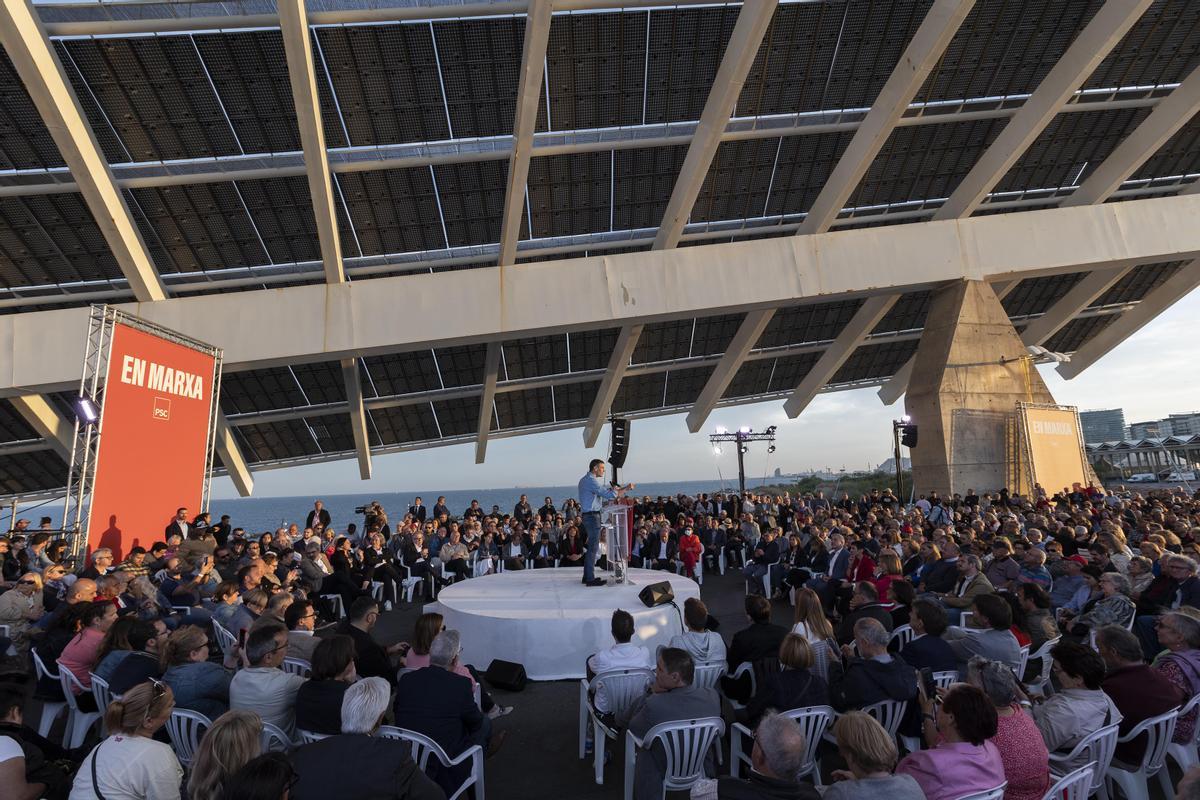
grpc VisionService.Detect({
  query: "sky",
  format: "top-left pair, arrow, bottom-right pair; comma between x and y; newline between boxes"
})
211,287 -> 1200,500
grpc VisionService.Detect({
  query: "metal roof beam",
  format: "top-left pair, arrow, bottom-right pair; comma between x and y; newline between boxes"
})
4,193 -> 1199,396
582,324 -> 642,448
689,0 -> 974,432
340,358 -> 372,480
214,413 -> 254,497
0,0 -> 166,302
498,0 -> 552,267
934,0 -> 1155,220
475,342 -> 502,463
1058,260 -> 1200,379
585,0 -> 778,444
782,295 -> 899,418
8,394 -> 73,461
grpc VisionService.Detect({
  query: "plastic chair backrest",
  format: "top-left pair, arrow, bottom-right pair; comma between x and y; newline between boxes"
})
780,705 -> 834,770
1017,644 -> 1031,676
282,657 -> 311,678
1028,636 -> 1061,685
1061,723 -> 1120,795
933,671 -> 958,689
693,662 -> 724,691
32,648 -> 59,680
641,716 -> 725,790
1042,761 -> 1096,800
890,624 -> 914,650
297,729 -> 328,744
862,699 -> 907,737
89,673 -> 117,713
378,725 -> 448,773
956,782 -> 1007,800
261,721 -> 292,752
1121,707 -> 1178,774
591,668 -> 653,718
56,661 -> 86,711
212,620 -> 236,654
1180,692 -> 1200,748
166,709 -> 212,767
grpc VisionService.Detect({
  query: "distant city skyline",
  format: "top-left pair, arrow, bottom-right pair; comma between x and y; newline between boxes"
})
212,288 -> 1200,500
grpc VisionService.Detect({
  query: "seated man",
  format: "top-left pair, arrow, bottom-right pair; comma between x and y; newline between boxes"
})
439,531 -> 472,582
337,598 -> 407,687
290,676 -> 443,800
692,711 -> 820,800
897,599 -> 957,673
394,629 -> 500,795
741,529 -> 781,595
722,595 -> 789,704
284,599 -> 319,662
835,581 -> 894,645
942,593 -> 1022,677
587,609 -> 653,717
642,529 -> 678,571
618,647 -> 720,800
1096,624 -> 1184,765
229,622 -> 307,739
698,521 -> 726,574
934,554 -> 994,625
830,618 -> 918,712
530,533 -> 558,569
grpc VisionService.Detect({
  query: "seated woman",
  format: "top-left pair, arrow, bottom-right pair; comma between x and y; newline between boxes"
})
1028,641 -> 1122,770
0,572 -> 43,655
296,635 -> 357,736
873,552 -> 904,609
403,612 -> 512,719
790,588 -> 839,682
966,657 -> 1050,800
896,683 -> 1006,800
161,625 -> 233,720
1150,611 -> 1200,746
0,683 -> 75,800
823,711 -> 925,800
1069,571 -> 1136,639
58,600 -> 119,711
186,710 -> 262,800
559,526 -> 586,568
738,634 -> 829,728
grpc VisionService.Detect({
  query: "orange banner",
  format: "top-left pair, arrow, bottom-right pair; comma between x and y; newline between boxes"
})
1021,406 -> 1088,496
87,322 -> 217,560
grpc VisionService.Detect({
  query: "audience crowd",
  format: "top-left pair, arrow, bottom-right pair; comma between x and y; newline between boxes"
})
0,481 -> 1199,800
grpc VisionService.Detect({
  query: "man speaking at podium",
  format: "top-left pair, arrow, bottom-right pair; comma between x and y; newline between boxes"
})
579,459 -> 634,587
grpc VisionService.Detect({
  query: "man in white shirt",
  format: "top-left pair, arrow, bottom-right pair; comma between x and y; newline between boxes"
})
230,622 -> 307,739
586,609 -> 652,714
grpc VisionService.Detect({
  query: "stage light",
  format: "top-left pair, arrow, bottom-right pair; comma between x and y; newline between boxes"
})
768,445 -> 776,454
712,446 -> 723,455
766,425 -> 777,435
901,414 -> 911,423
74,396 -> 99,425
738,426 -> 751,434
740,445 -> 749,454
714,426 -> 727,435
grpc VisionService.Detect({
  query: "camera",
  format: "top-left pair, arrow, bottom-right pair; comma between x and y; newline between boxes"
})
354,505 -> 368,514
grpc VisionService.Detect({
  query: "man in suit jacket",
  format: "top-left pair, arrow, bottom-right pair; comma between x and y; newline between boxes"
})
407,497 -> 427,523
292,676 -> 443,800
339,598 -> 406,686
898,599 -> 958,672
742,529 -> 782,595
937,554 -> 994,624
698,522 -> 726,573
394,629 -> 500,795
642,529 -> 678,571
164,506 -> 189,539
835,582 -> 895,645
808,532 -> 850,609
530,534 -> 559,569
919,541 -> 960,594
305,500 -> 332,531
722,595 -> 789,704
618,647 -> 721,800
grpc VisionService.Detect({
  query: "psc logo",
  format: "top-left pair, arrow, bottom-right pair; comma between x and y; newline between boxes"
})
152,397 -> 171,421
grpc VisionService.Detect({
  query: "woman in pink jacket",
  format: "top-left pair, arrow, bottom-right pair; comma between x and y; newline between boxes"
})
896,683 -> 1007,800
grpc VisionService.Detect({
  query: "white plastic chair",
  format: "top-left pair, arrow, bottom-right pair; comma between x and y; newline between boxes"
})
1025,636 -> 1062,695
890,624 -> 915,650
296,728 -> 329,744
623,716 -> 724,800
1167,692 -> 1200,773
88,673 -> 118,732
1044,762 -> 1098,800
1105,707 -> 1178,800
693,661 -> 724,691
56,661 -> 101,748
379,725 -> 485,800
744,557 -> 781,597
30,649 -> 67,740
212,620 -> 237,656
724,662 -> 757,711
165,708 -> 212,767
1048,723 -> 1119,799
578,667 -> 653,784
320,594 -> 345,618
957,783 -> 1007,800
282,657 -> 311,678
933,670 -> 958,689
863,698 -> 907,738
1017,644 -> 1031,677
261,721 -> 292,752
731,705 -> 832,784
398,562 -> 424,603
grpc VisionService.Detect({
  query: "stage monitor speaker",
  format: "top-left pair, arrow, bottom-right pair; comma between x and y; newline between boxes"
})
901,423 -> 918,447
638,581 -> 674,608
485,659 -> 527,692
609,418 -> 630,469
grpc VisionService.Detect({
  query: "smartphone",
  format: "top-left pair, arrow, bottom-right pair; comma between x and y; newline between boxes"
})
919,667 -> 936,698
237,628 -> 247,650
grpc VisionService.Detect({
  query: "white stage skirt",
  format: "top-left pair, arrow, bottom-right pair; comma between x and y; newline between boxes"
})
427,568 -> 701,681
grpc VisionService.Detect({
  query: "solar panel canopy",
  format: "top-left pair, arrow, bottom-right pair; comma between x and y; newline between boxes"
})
1,0 -> 1198,498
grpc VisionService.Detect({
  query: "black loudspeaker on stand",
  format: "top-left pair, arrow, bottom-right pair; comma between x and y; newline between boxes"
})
638,581 -> 674,608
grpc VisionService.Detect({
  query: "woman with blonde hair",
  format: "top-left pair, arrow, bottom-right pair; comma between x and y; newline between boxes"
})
70,680 -> 183,800
0,571 -> 43,654
160,625 -> 232,719
738,633 -> 829,727
824,711 -> 925,800
186,710 -> 262,800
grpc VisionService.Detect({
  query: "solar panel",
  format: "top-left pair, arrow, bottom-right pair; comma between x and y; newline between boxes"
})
765,132 -> 854,216
0,194 -> 124,287
632,319 -> 693,364
527,152 -> 611,239
362,351 -> 442,397
735,1 -> 845,118
832,340 -> 921,383
691,314 -> 744,357
315,24 -> 448,147
289,361 -> 346,406
546,11 -> 646,131
553,380 -> 602,421
1094,261 -> 1185,306
873,291 -> 933,334
58,36 -> 241,163
502,335 -> 569,380
994,108 -> 1150,195
432,161 -> 507,248
567,328 -> 620,372
127,184 -> 271,274
1131,114 -> 1200,182
434,345 -> 488,388
236,419 -> 321,462
0,399 -> 38,442
664,365 -> 716,406
234,176 -> 321,265
644,6 -> 739,125
767,352 -> 823,393
431,396 -> 482,437
335,168 -> 446,256
612,372 -> 667,413
612,146 -> 689,231
370,404 -> 439,446
1002,273 -> 1087,318
306,412 -> 356,454
723,359 -> 775,399
1045,314 -> 1119,353
690,139 -> 779,224
494,387 -> 554,429
818,0 -> 931,113
1085,0 -> 1200,92
219,367 -> 307,415
757,300 -> 862,349
0,46 -> 64,169
0,450 -> 69,494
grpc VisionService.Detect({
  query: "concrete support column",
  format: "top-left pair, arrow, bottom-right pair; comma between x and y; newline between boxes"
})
905,280 -> 1057,496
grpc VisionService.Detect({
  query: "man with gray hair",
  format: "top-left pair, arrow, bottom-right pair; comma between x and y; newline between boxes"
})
690,711 -> 819,800
79,547 -> 114,580
290,676 -> 444,800
830,618 -> 917,712
229,622 -> 307,739
395,628 -> 502,794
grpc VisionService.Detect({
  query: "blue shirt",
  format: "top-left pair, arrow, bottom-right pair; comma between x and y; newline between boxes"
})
578,472 -> 617,513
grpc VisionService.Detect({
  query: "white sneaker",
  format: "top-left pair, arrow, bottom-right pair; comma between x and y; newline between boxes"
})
383,601 -> 393,611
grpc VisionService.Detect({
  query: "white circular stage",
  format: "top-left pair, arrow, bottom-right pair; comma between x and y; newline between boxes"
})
428,568 -> 701,681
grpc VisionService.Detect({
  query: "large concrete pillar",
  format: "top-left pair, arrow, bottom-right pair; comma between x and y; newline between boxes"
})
905,279 -> 1057,496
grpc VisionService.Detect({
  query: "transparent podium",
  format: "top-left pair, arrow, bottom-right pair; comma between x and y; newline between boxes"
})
601,502 -> 633,585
